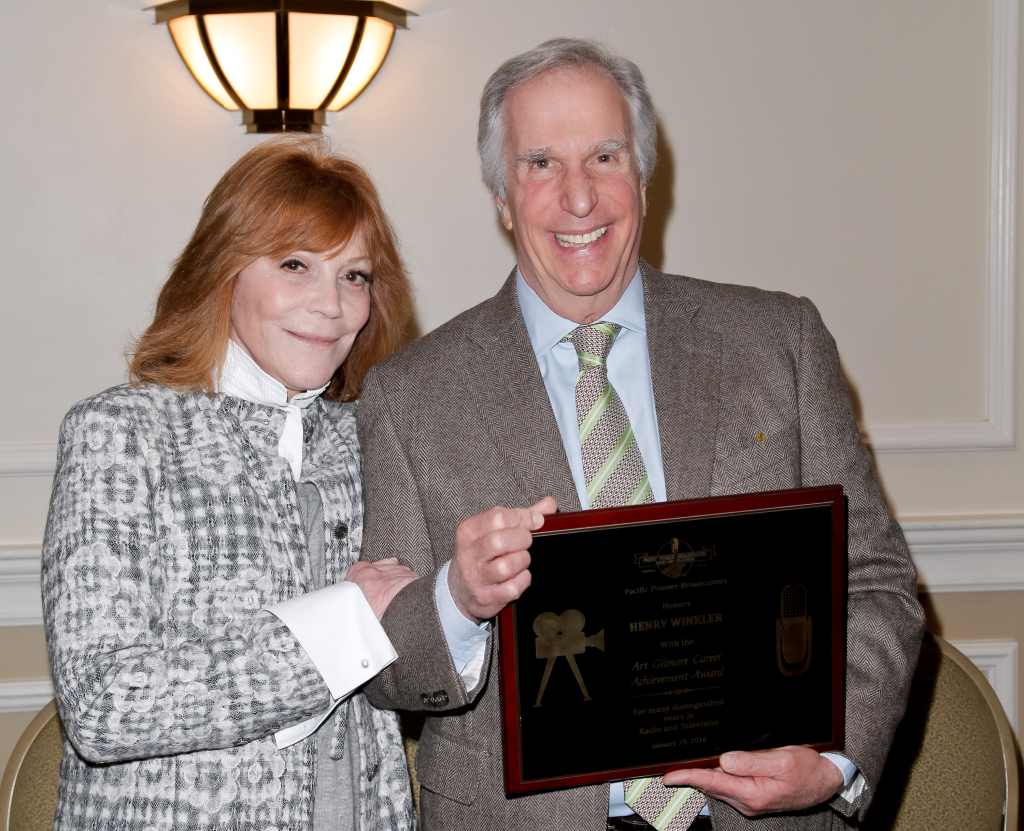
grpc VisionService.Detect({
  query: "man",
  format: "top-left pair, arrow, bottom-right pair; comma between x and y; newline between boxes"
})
358,38 -> 923,831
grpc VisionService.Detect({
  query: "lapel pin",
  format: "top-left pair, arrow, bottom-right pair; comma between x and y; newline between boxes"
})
754,431 -> 767,442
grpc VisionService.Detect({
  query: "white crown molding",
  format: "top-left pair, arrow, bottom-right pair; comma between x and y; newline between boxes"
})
0,679 -> 54,715
0,442 -> 56,479
950,638 -> 1019,732
0,547 -> 44,627
903,516 -> 1024,593
867,0 -> 1018,453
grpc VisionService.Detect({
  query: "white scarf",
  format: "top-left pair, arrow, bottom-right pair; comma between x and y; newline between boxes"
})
217,339 -> 328,479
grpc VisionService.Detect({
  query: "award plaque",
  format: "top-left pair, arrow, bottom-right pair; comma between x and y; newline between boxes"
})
498,485 -> 847,795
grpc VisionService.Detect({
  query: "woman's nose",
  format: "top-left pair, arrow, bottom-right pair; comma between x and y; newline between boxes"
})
310,274 -> 342,317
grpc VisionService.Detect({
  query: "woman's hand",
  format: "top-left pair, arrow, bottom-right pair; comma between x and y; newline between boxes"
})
346,558 -> 418,619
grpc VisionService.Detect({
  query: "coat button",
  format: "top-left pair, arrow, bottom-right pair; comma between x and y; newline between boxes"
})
420,690 -> 450,708
334,522 -> 348,541
360,658 -> 370,668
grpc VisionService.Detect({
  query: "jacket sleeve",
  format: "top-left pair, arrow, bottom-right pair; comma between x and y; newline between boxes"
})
42,397 -> 333,764
795,298 -> 924,820
356,366 -> 492,712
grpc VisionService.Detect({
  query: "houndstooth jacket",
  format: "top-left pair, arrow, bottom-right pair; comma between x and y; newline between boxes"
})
42,383 -> 415,831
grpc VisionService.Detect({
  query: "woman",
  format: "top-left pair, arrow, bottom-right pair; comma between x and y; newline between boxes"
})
42,138 -> 418,831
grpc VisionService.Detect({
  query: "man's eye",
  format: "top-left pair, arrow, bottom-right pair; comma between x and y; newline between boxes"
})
280,258 -> 306,272
345,270 -> 371,286
597,153 -> 613,163
530,158 -> 549,170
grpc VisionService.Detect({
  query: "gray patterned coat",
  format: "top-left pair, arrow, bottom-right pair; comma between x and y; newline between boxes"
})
42,383 -> 414,831
357,266 -> 924,831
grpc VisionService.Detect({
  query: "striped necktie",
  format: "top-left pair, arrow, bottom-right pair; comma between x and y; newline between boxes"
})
623,777 -> 706,830
565,322 -> 654,508
566,322 -> 706,829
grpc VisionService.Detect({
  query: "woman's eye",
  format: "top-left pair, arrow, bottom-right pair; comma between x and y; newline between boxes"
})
280,258 -> 307,273
345,270 -> 371,286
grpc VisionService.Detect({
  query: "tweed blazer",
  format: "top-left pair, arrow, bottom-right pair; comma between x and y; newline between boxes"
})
357,265 -> 924,831
42,383 -> 414,831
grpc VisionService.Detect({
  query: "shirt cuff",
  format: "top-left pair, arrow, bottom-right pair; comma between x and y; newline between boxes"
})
435,561 -> 491,689
821,752 -> 865,803
272,700 -> 343,749
265,581 -> 397,700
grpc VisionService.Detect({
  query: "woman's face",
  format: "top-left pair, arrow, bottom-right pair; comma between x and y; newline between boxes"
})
229,230 -> 372,398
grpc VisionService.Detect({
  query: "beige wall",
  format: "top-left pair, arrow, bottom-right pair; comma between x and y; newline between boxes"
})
1,0 -> 1021,778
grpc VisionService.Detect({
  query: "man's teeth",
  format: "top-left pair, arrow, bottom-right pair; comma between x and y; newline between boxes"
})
555,226 -> 608,247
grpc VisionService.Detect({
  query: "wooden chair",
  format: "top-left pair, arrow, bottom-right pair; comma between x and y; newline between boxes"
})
0,700 -> 63,831
865,632 -> 1020,829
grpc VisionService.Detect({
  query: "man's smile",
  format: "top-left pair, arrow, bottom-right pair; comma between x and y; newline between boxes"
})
553,225 -> 609,248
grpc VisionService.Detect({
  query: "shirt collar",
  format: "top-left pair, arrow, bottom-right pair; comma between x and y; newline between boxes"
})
515,267 -> 646,357
218,339 -> 326,411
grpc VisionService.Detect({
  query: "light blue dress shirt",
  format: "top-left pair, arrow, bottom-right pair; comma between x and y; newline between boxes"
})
516,270 -> 661,816
434,270 -> 859,815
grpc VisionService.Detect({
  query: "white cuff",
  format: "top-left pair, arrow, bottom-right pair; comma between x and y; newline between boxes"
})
273,700 -> 344,749
821,752 -> 865,803
265,581 -> 397,700
265,582 -> 396,748
435,562 -> 491,690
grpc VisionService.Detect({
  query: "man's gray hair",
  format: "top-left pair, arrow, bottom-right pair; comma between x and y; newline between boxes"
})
478,38 -> 658,199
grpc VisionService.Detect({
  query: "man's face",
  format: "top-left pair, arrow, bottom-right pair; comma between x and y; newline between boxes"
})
497,66 -> 646,324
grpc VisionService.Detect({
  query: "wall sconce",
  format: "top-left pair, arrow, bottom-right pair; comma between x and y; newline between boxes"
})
151,1 -> 410,133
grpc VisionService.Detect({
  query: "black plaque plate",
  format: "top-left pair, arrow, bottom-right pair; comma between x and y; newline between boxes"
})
498,485 -> 847,795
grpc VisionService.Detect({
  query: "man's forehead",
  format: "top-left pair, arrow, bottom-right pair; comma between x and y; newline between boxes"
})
504,66 -> 632,147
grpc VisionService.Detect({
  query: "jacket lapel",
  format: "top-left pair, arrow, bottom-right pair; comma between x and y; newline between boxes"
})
642,263 -> 721,501
464,272 -> 581,513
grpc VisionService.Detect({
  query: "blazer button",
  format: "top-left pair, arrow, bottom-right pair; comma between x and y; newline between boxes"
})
334,522 -> 348,541
420,690 -> 450,708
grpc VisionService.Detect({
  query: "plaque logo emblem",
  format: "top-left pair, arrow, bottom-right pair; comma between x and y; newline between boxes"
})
634,537 -> 716,579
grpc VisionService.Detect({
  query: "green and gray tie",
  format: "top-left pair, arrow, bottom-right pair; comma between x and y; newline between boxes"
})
565,322 -> 653,509
566,322 -> 706,830
623,777 -> 706,831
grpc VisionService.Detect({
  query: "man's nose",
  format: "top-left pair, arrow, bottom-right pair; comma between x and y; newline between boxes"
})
560,166 -> 597,218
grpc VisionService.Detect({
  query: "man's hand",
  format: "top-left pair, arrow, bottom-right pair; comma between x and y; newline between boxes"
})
662,746 -> 843,817
346,558 -> 418,619
449,497 -> 557,622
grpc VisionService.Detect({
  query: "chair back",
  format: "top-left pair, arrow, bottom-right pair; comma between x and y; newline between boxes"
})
0,700 -> 63,831
865,633 -> 1019,830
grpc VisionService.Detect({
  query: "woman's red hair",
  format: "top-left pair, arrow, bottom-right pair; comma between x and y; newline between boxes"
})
129,137 -> 413,401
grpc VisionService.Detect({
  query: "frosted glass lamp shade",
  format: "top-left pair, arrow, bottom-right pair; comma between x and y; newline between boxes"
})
153,1 -> 408,132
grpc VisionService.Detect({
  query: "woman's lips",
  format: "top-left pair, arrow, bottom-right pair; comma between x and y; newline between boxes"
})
286,330 -> 340,347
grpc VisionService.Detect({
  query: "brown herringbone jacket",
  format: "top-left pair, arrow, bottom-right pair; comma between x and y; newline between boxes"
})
358,265 -> 923,831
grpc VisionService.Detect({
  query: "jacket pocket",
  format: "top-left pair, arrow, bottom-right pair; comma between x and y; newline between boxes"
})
414,730 -> 482,805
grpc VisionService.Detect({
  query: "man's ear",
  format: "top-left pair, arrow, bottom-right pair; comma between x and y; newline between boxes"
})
495,196 -> 513,231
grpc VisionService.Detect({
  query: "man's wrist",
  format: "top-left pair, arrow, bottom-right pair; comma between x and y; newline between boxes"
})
821,752 -> 865,804
445,560 -> 482,624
